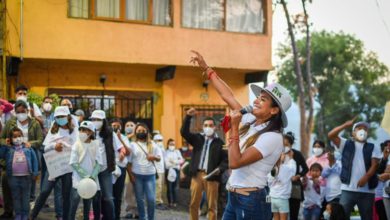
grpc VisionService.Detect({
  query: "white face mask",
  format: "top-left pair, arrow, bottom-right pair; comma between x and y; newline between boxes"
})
16,113 -> 28,122
93,121 -> 103,130
284,146 -> 291,153
313,148 -> 324,157
323,211 -> 330,220
16,95 -> 27,102
13,137 -> 23,146
79,132 -> 89,143
356,129 -> 368,142
203,127 -> 214,137
168,146 -> 175,151
43,103 -> 52,112
182,146 -> 188,151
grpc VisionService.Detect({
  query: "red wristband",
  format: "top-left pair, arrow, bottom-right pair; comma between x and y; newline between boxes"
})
208,70 -> 217,80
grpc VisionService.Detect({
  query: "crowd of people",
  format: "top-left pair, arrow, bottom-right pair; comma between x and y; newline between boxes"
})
0,51 -> 388,220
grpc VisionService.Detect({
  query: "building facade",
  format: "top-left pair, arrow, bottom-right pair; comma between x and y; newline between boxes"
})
2,0 -> 272,143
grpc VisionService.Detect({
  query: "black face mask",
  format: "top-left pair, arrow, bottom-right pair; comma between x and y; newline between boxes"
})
136,132 -> 147,140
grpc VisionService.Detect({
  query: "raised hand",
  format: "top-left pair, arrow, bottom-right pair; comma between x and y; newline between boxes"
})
190,50 -> 209,71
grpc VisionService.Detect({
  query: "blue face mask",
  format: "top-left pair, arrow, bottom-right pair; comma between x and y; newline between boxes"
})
55,117 -> 68,126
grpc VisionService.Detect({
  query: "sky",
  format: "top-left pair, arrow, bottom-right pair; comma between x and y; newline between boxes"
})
269,0 -> 390,149
271,0 -> 390,68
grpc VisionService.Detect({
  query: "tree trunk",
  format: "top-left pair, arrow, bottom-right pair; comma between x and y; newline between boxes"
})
280,0 -> 309,157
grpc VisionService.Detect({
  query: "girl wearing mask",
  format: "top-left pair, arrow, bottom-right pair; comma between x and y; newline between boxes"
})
164,139 -> 184,208
323,202 -> 346,220
283,132 -> 309,220
90,110 -> 124,220
268,146 -> 296,220
129,123 -> 161,220
0,100 -> 43,219
0,127 -> 38,220
31,106 -> 78,220
69,121 -> 102,220
306,140 -> 329,171
190,51 -> 292,219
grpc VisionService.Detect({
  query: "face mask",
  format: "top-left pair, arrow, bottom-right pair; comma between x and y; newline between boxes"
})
313,148 -> 323,157
125,127 -> 133,134
16,95 -> 27,102
55,117 -> 68,126
169,146 -> 175,151
136,132 -> 147,140
182,147 -> 188,151
323,211 -> 330,220
203,127 -> 214,137
356,129 -> 368,142
43,103 -> 52,112
112,126 -> 121,133
16,113 -> 28,122
79,132 -> 89,143
13,137 -> 23,146
284,146 -> 291,153
93,121 -> 103,130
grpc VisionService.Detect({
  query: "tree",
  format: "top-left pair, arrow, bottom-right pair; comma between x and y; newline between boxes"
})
278,0 -> 314,157
277,31 -> 390,143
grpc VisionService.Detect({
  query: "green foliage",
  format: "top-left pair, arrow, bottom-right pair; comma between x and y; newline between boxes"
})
27,92 -> 61,110
277,31 -> 390,141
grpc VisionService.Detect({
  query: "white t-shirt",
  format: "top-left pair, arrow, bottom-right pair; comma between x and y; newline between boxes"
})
115,134 -> 131,168
322,161 -> 342,201
165,149 -> 184,170
95,131 -> 123,172
154,142 -> 165,173
227,113 -> 284,189
69,140 -> 103,190
269,158 -> 296,199
303,179 -> 324,208
17,120 -> 29,142
129,141 -> 160,175
339,137 -> 381,193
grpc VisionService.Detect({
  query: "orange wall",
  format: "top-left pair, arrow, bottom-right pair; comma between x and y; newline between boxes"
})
17,59 -> 249,143
6,0 -> 272,70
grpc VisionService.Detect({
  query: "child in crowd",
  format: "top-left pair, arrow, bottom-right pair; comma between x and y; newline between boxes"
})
303,163 -> 324,220
323,202 -> 346,220
269,146 -> 296,220
0,127 -> 38,220
164,138 -> 184,208
69,121 -> 102,220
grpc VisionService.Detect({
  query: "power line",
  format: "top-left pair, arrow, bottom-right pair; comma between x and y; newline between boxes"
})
374,0 -> 390,38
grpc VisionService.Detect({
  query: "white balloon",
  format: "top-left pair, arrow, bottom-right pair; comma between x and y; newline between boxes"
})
77,178 -> 97,199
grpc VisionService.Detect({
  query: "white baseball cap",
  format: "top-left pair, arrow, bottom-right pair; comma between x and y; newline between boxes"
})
54,106 -> 70,117
153,134 -> 163,141
90,110 -> 106,119
352,121 -> 370,131
79,121 -> 96,133
250,83 -> 292,128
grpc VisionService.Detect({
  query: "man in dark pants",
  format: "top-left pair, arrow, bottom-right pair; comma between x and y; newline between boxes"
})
181,108 -> 228,220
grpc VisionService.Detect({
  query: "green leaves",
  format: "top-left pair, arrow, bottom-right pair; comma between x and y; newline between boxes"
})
277,30 -> 390,140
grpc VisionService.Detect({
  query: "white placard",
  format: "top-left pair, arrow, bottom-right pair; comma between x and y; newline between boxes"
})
43,147 -> 72,179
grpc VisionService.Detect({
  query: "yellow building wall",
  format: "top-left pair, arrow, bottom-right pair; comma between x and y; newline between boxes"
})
6,0 -> 272,70
18,59 -> 249,144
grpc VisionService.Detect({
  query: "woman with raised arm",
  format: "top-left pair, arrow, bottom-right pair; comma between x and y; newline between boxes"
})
190,51 -> 292,220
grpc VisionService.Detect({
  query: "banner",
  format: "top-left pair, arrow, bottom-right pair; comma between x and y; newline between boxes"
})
43,147 -> 72,179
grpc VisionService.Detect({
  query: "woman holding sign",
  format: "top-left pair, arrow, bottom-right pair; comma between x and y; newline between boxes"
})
31,106 -> 78,220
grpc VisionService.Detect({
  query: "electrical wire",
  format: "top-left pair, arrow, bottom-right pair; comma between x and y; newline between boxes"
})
374,0 -> 390,38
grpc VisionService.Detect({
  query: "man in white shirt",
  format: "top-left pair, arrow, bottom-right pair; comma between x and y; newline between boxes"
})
328,119 -> 381,220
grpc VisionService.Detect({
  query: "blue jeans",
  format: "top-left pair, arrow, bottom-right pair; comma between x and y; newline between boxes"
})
40,161 -> 63,218
340,190 -> 374,220
94,169 -> 115,220
134,173 -> 156,220
31,172 -> 72,220
303,205 -> 321,220
70,188 -> 99,220
222,189 -> 271,220
113,167 -> 127,220
166,168 -> 179,204
8,175 -> 31,218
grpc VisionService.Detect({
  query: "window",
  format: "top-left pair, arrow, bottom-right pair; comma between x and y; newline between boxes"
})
69,0 -> 172,26
182,0 -> 265,34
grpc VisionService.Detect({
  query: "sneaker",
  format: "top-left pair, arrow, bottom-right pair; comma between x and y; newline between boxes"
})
89,211 -> 94,220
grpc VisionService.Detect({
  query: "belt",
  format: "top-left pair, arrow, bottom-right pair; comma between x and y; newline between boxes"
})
227,186 -> 261,196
